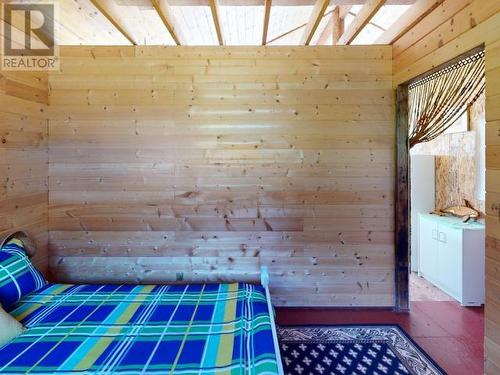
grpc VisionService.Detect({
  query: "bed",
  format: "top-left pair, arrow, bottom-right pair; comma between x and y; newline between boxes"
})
0,266 -> 283,374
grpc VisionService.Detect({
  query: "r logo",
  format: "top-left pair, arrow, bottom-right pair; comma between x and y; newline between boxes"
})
1,2 -> 59,70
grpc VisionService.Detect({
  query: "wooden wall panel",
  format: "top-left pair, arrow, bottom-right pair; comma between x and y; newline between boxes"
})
48,46 -> 395,307
485,38 -> 500,375
393,0 -> 499,371
0,72 -> 49,275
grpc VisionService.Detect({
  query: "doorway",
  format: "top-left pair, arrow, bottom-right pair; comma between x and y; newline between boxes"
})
395,45 -> 486,311
409,94 -> 486,303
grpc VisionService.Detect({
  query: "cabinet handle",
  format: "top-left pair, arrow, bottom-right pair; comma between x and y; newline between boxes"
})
432,229 -> 438,240
438,232 -> 447,243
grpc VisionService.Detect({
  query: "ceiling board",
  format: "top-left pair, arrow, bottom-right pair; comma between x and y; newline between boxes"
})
220,5 -> 264,45
169,5 -> 219,45
91,0 -> 176,45
267,5 -> 314,44
0,0 -> 419,46
167,0 -> 416,5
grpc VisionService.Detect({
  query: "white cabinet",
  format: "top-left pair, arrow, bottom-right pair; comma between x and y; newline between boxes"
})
410,155 -> 435,273
418,213 -> 485,306
418,216 -> 439,284
437,228 -> 462,298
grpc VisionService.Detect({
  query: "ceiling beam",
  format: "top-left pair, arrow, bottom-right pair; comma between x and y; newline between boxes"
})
300,0 -> 329,45
375,0 -> 444,44
316,6 -> 344,45
262,0 -> 272,45
339,5 -> 353,18
89,0 -> 136,45
337,0 -> 386,45
151,0 -> 183,45
332,8 -> 344,45
208,0 -> 224,45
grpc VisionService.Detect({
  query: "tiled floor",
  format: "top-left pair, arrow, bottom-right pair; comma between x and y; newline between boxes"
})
277,301 -> 484,375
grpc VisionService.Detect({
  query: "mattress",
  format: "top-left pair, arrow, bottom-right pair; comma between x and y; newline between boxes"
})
0,282 -> 279,374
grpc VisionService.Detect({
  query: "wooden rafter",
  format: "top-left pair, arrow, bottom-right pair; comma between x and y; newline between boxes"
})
300,0 -> 329,45
332,6 -> 346,44
316,6 -> 344,45
89,0 -> 136,45
151,0 -> 182,45
375,0 -> 444,44
337,0 -> 386,45
208,0 -> 224,45
339,5 -> 353,19
262,0 -> 272,45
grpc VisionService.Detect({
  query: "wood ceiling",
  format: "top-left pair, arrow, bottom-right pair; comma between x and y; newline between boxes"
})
2,0 -> 443,46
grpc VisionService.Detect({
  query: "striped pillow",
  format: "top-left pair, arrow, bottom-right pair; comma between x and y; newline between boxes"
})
0,239 -> 46,308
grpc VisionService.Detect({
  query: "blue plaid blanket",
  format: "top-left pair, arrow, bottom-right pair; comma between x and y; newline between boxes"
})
0,283 -> 279,374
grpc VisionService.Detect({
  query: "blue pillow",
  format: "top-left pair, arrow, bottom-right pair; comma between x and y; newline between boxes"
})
0,239 -> 47,308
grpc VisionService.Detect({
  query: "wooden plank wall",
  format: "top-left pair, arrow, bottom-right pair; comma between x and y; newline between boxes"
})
392,0 -> 500,371
0,71 -> 49,275
485,39 -> 500,374
47,46 -> 395,307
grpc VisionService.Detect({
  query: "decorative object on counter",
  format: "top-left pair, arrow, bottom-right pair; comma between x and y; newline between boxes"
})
441,199 -> 480,222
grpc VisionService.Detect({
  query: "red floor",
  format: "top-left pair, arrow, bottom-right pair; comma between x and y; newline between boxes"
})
277,301 -> 484,375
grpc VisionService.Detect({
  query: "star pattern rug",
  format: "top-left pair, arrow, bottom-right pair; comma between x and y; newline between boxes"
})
278,325 -> 446,375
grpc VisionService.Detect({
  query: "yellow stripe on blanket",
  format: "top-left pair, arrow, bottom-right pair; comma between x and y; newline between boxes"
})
73,285 -> 155,371
12,284 -> 73,321
216,283 -> 238,369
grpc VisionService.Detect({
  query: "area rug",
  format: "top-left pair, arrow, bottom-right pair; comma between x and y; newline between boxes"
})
278,325 -> 446,375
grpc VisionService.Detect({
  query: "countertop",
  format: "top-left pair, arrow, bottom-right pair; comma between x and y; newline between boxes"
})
419,213 -> 485,230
